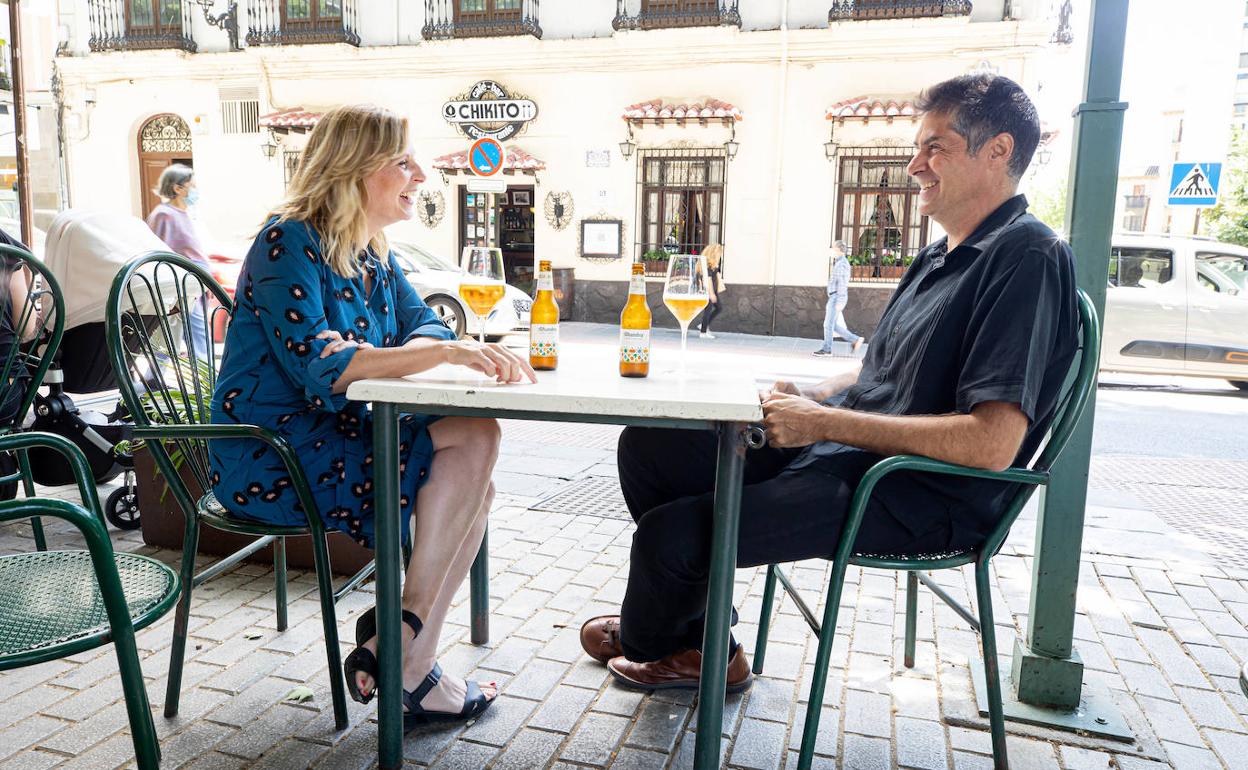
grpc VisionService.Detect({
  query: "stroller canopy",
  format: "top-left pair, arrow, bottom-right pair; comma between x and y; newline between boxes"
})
44,210 -> 174,330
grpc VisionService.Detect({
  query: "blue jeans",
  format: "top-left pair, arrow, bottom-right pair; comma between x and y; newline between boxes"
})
819,298 -> 860,351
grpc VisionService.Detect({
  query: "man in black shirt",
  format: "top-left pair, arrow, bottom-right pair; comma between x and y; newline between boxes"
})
581,74 -> 1079,691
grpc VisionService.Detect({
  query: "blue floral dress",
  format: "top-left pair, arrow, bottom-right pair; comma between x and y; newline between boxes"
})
208,218 -> 456,548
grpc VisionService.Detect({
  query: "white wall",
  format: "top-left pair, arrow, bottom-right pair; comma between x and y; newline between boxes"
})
56,8 -> 1057,286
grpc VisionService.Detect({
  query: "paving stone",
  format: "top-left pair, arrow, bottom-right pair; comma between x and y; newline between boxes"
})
157,721 -> 233,768
593,684 -> 645,717
1112,757 -> 1172,770
528,685 -> 597,733
559,712 -> 629,766
1001,736 -> 1059,770
609,746 -> 667,770
0,750 -> 63,770
1186,642 -> 1242,678
744,676 -> 798,723
787,702 -> 838,757
491,727 -> 566,770
400,721 -> 462,765
214,702 -> 319,759
460,695 -> 536,747
1205,728 -> 1248,770
952,751 -> 995,770
843,688 -> 891,739
893,674 -> 941,721
1160,740 -> 1222,770
728,717 -> 787,770
1114,660 -> 1177,701
840,733 -> 891,770
894,717 -> 949,769
55,732 -> 134,770
1136,628 -> 1211,689
1058,745 -> 1114,770
1175,685 -> 1246,731
626,699 -> 690,753
204,677 -> 292,727
38,700 -> 127,755
248,737 -> 328,770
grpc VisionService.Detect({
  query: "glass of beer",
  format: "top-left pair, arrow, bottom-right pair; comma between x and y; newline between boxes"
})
662,253 -> 709,369
458,246 -> 507,344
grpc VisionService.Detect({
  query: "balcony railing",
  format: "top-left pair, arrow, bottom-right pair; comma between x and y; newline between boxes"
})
1123,195 -> 1149,209
829,1 -> 972,22
247,0 -> 360,47
614,0 -> 741,32
423,0 -> 542,40
88,0 -> 197,53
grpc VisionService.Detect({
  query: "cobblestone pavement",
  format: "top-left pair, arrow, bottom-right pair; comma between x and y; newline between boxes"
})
3,333 -> 1248,768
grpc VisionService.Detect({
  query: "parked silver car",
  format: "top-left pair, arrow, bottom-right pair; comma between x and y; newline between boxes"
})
1104,234 -> 1248,390
390,241 -> 531,340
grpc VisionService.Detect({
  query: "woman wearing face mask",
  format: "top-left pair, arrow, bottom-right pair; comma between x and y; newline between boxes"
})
146,163 -> 211,361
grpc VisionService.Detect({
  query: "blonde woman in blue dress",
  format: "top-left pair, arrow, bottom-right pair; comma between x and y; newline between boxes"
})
210,104 -> 534,727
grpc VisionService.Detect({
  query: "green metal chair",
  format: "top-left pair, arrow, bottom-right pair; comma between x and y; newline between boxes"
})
104,251 -> 375,731
0,430 -> 178,770
753,289 -> 1101,770
0,244 -> 67,550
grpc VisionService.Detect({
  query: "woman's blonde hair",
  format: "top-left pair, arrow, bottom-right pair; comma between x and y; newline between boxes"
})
703,243 -> 724,269
271,104 -> 409,277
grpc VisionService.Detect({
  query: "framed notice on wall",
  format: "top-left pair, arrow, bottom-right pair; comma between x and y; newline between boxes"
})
580,218 -> 623,260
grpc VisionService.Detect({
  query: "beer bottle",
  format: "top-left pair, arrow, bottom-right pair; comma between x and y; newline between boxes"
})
529,259 -> 559,371
619,262 -> 651,378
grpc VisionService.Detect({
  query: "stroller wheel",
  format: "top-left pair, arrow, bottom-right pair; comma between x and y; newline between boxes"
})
105,487 -> 142,531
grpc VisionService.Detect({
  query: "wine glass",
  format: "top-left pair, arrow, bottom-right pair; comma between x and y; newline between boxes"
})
662,253 -> 710,369
458,246 -> 506,345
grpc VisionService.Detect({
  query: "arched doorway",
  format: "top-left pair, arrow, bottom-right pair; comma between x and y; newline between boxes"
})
137,114 -> 193,218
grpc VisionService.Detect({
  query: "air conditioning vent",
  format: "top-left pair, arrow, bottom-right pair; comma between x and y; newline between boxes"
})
219,84 -> 261,134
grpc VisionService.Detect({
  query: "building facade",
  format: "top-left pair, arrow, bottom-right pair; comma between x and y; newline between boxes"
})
55,0 -> 1069,336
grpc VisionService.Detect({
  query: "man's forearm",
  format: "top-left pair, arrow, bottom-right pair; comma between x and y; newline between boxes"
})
805,364 -> 862,402
814,403 -> 1026,471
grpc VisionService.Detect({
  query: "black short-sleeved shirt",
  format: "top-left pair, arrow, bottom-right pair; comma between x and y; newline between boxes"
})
790,194 -> 1079,549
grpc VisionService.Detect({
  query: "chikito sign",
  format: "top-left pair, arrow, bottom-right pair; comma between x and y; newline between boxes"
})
442,80 -> 538,141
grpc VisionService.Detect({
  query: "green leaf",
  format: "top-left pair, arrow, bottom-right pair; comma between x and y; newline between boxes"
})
284,685 -> 315,704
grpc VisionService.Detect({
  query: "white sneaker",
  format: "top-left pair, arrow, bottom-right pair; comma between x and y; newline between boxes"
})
701,332 -> 716,339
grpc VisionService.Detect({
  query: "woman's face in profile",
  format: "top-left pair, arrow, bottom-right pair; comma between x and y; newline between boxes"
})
363,146 -> 425,229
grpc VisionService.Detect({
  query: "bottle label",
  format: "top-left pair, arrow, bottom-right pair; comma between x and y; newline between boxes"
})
537,271 -> 554,292
530,324 -> 559,358
629,274 -> 646,295
619,328 -> 650,363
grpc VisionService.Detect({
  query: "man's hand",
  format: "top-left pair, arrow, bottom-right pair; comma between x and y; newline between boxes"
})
768,380 -> 809,399
761,391 -> 830,448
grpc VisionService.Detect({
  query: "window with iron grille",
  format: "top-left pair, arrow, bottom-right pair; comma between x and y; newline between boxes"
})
636,148 -> 727,275
834,147 -> 930,282
219,85 -> 260,134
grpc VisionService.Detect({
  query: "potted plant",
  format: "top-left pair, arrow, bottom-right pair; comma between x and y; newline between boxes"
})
641,248 -> 669,276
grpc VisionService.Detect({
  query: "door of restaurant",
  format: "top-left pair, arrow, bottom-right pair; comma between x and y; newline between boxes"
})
137,114 -> 194,219
458,184 -> 535,287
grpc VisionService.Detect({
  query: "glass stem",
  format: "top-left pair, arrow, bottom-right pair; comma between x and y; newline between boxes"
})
680,325 -> 688,360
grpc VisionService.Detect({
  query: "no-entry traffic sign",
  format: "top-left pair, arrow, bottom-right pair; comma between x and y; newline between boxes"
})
469,138 -> 505,177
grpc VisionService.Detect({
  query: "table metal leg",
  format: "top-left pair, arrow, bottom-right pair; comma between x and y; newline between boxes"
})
373,402 -> 403,769
694,421 -> 746,769
470,529 -> 490,644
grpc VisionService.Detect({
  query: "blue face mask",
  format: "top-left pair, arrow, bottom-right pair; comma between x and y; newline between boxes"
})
185,188 -> 200,206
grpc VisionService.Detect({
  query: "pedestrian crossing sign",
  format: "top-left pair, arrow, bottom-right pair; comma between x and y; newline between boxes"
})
1168,162 -> 1221,206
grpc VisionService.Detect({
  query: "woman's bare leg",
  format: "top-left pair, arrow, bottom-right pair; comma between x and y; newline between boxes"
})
354,416 -> 498,709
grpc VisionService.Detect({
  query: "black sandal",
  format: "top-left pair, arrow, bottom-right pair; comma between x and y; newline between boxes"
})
401,662 -> 494,730
343,608 -> 423,704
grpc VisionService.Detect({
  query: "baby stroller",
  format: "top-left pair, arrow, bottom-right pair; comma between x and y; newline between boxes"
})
33,210 -> 176,530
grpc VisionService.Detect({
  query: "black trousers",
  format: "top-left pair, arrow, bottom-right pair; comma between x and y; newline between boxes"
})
616,426 -> 953,662
699,296 -> 723,333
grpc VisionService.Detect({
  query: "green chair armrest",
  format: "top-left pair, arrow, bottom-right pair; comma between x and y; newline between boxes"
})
0,431 -> 104,523
827,454 -> 1049,571
132,423 -> 323,535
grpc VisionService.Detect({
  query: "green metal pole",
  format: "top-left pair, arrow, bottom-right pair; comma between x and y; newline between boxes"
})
373,401 -> 403,769
1012,0 -> 1129,709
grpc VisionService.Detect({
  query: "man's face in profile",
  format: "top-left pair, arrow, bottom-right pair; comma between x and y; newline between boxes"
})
907,111 -> 1001,227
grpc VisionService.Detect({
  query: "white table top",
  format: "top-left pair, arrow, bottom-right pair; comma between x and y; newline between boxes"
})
346,343 -> 764,424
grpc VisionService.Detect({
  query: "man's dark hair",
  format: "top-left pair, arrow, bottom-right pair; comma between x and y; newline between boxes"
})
914,74 -> 1040,179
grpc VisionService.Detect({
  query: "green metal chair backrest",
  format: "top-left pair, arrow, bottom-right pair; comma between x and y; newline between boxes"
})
104,251 -> 232,503
978,288 -> 1100,558
0,244 -> 65,433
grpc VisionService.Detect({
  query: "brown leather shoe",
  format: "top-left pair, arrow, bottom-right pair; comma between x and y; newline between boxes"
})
607,644 -> 753,693
580,615 -> 624,664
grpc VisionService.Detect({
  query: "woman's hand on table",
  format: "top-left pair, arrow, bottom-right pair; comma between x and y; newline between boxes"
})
318,329 -> 374,358
445,340 -> 537,384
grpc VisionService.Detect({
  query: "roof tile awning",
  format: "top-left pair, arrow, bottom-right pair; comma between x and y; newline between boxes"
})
623,99 -> 742,125
432,145 -> 546,175
826,97 -> 917,122
259,107 -> 323,132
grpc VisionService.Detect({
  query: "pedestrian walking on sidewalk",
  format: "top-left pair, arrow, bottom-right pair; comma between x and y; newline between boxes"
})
699,243 -> 725,339
814,240 -> 863,356
146,164 -> 212,362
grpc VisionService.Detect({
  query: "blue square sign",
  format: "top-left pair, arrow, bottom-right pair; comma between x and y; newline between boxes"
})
1168,163 -> 1221,206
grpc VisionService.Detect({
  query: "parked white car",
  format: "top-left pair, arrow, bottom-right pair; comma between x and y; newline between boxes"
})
1103,234 -> 1248,390
390,241 -> 531,340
